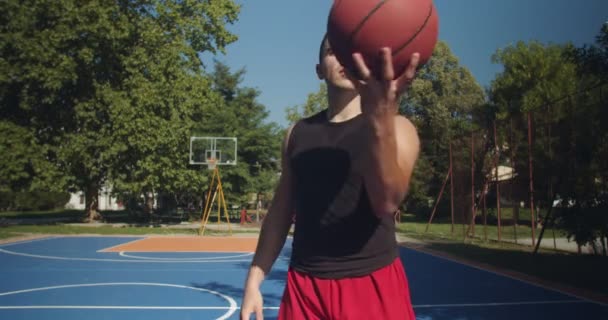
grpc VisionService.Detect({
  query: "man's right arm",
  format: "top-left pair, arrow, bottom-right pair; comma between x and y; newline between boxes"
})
244,124 -> 296,289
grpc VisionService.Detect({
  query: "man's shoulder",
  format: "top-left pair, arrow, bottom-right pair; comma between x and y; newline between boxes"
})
393,115 -> 420,156
284,110 -> 328,153
394,115 -> 418,135
288,110 -> 328,138
300,109 -> 328,124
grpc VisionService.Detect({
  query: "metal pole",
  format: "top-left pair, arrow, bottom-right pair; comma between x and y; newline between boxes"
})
528,112 -> 536,247
483,182 -> 488,241
535,105 -> 557,253
548,117 -> 556,250
534,192 -> 557,254
426,167 -> 451,232
494,121 -> 502,241
471,132 -> 476,236
510,118 -> 517,244
450,142 -> 455,234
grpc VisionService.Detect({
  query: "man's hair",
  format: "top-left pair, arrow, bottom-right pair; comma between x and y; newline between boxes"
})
318,34 -> 330,63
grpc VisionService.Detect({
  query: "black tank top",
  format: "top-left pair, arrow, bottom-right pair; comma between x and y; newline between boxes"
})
288,110 -> 398,279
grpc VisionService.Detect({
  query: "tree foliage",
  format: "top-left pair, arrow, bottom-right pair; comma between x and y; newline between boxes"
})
401,41 -> 486,217
557,25 -> 608,252
285,83 -> 328,124
198,61 -> 282,206
489,26 -> 608,253
1,0 -> 241,220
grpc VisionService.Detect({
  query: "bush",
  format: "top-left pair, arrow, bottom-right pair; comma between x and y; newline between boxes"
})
2,191 -> 70,211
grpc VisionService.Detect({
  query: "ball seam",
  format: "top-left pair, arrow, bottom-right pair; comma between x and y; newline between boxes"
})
392,3 -> 435,57
349,0 -> 388,43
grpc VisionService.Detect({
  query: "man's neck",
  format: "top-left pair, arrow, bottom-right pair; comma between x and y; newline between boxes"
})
326,87 -> 361,123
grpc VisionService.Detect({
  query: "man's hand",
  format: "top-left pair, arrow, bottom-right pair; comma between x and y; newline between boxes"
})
350,48 -> 420,116
240,285 -> 264,320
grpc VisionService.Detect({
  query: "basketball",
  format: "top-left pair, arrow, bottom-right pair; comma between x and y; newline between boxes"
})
327,0 -> 439,79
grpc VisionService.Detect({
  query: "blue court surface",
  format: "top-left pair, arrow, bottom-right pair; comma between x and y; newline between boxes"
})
0,236 -> 606,320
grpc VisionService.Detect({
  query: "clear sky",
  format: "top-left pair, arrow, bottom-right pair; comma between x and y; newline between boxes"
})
205,0 -> 608,128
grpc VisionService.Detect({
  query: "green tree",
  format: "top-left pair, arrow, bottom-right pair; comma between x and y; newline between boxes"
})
0,121 -> 65,193
1,0 -> 240,220
197,61 -> 282,207
556,25 -> 608,253
401,41 -> 486,219
285,83 -> 328,123
491,41 -> 578,124
570,23 -> 608,82
490,33 -> 608,253
490,40 -> 578,232
0,121 -> 68,210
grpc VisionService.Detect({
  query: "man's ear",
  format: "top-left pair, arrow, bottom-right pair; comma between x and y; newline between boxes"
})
316,64 -> 324,80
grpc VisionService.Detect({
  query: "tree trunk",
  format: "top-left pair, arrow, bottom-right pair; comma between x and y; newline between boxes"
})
85,184 -> 101,222
591,240 -> 599,255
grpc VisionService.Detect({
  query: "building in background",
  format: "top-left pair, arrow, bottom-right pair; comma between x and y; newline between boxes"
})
65,185 -> 124,211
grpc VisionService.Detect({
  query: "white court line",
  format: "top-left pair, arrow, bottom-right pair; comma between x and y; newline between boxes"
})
0,236 -> 57,247
0,306 -> 241,310
0,248 -> 252,263
403,246 -> 608,307
0,282 -> 237,320
118,251 -> 253,261
0,300 -> 589,310
97,238 -> 148,252
0,268 -> 247,273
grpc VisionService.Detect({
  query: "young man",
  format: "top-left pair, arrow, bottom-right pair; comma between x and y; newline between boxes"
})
240,36 -> 421,320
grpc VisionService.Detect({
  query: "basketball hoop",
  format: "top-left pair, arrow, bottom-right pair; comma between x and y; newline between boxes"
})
207,158 -> 217,170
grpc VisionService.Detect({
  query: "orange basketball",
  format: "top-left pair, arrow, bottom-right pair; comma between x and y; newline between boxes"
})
327,0 -> 439,79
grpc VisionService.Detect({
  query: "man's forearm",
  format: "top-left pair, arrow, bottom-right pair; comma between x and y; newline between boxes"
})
358,113 -> 409,216
245,206 -> 291,289
249,205 -> 292,275
244,264 -> 266,291
248,173 -> 294,280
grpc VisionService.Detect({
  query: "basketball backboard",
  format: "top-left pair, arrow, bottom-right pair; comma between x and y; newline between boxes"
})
189,137 -> 237,168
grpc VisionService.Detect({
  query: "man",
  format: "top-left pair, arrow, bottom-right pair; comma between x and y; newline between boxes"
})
240,35 -> 420,319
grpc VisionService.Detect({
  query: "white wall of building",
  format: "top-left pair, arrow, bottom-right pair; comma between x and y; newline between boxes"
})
64,185 -> 124,211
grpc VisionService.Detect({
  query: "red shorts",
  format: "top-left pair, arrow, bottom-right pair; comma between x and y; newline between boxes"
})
278,258 -> 416,320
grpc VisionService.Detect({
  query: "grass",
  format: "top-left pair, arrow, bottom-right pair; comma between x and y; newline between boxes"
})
397,212 -> 566,243
399,220 -> 565,242
0,209 -> 245,224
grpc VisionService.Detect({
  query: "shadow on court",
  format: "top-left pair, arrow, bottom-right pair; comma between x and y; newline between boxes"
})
413,302 -> 607,320
420,241 -> 608,300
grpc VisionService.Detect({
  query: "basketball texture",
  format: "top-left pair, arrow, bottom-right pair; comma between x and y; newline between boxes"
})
327,0 -> 439,79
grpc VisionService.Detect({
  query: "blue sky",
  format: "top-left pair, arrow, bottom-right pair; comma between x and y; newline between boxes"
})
205,0 -> 608,128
